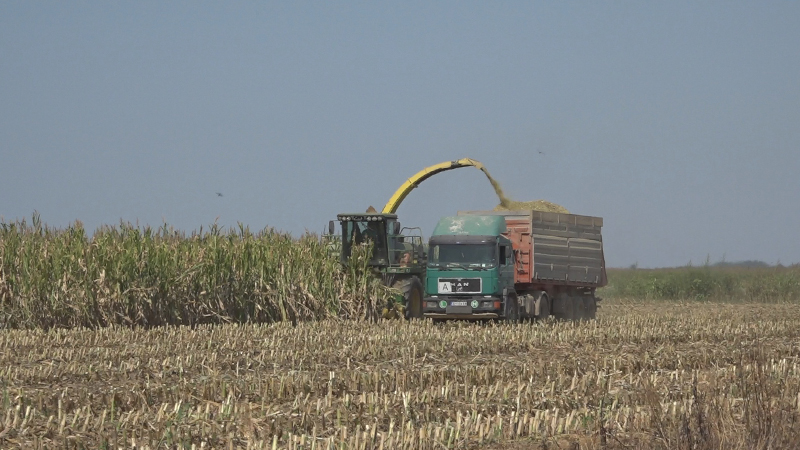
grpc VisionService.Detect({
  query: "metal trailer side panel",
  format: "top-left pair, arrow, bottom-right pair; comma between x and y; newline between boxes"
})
458,210 -> 607,287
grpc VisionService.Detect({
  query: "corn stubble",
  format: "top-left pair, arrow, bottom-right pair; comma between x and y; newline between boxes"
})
0,302 -> 798,449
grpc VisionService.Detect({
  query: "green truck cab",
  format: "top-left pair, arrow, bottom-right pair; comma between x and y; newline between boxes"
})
422,216 -> 519,319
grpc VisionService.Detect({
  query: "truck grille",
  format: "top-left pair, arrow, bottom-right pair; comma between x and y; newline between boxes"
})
437,278 -> 481,294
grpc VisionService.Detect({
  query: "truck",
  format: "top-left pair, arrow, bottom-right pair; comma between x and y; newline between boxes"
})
421,210 -> 607,320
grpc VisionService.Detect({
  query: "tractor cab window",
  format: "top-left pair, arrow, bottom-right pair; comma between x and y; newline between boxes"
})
341,220 -> 388,264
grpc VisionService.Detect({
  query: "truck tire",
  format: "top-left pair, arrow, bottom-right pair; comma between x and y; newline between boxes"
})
553,294 -> 575,321
574,296 -> 587,320
504,293 -> 519,323
583,296 -> 597,320
535,293 -> 550,320
393,277 -> 423,320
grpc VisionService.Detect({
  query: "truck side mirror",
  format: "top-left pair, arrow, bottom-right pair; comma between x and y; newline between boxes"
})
328,220 -> 335,235
499,246 -> 506,265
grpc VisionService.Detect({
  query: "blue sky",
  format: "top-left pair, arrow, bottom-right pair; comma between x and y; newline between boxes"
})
2,2 -> 798,267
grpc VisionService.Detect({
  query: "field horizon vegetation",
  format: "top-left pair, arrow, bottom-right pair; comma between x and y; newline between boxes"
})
603,262 -> 800,303
3,215 -> 799,329
2,216 -> 800,449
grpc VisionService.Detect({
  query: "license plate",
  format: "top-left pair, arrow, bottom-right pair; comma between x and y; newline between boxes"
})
450,301 -> 468,307
446,305 -> 472,314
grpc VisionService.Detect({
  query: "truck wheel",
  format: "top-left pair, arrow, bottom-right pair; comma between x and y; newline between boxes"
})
536,293 -> 550,321
553,294 -> 574,321
504,294 -> 520,323
393,277 -> 423,320
583,296 -> 597,320
574,296 -> 586,320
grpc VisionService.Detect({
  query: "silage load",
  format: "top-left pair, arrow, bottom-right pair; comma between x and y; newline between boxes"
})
494,200 -> 569,213
479,167 -> 569,213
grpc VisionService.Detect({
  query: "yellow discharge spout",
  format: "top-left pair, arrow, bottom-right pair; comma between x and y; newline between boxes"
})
381,158 -> 488,214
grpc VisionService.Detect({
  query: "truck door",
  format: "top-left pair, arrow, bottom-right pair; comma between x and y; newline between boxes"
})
498,244 -> 515,292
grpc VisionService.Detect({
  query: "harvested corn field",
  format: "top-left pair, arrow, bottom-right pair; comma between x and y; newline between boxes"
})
2,301 -> 800,449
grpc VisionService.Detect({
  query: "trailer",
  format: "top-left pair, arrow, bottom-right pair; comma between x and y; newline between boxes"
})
421,210 -> 606,320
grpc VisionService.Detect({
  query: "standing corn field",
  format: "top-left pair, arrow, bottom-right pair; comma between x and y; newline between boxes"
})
0,215 -> 392,329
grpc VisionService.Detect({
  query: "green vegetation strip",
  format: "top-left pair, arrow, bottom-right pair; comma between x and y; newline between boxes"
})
0,215 -> 391,329
601,265 -> 800,302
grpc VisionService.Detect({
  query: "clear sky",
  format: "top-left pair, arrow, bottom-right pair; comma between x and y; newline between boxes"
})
2,2 -> 798,268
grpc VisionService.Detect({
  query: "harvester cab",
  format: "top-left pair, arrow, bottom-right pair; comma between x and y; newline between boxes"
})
333,213 -> 425,273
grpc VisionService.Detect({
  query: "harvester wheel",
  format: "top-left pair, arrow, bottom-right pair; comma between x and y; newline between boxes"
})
392,277 -> 423,320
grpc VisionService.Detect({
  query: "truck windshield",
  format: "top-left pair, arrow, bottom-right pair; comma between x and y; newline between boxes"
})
341,220 -> 388,263
428,244 -> 497,269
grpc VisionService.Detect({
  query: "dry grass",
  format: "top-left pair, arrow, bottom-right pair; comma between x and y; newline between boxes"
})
2,300 -> 800,449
